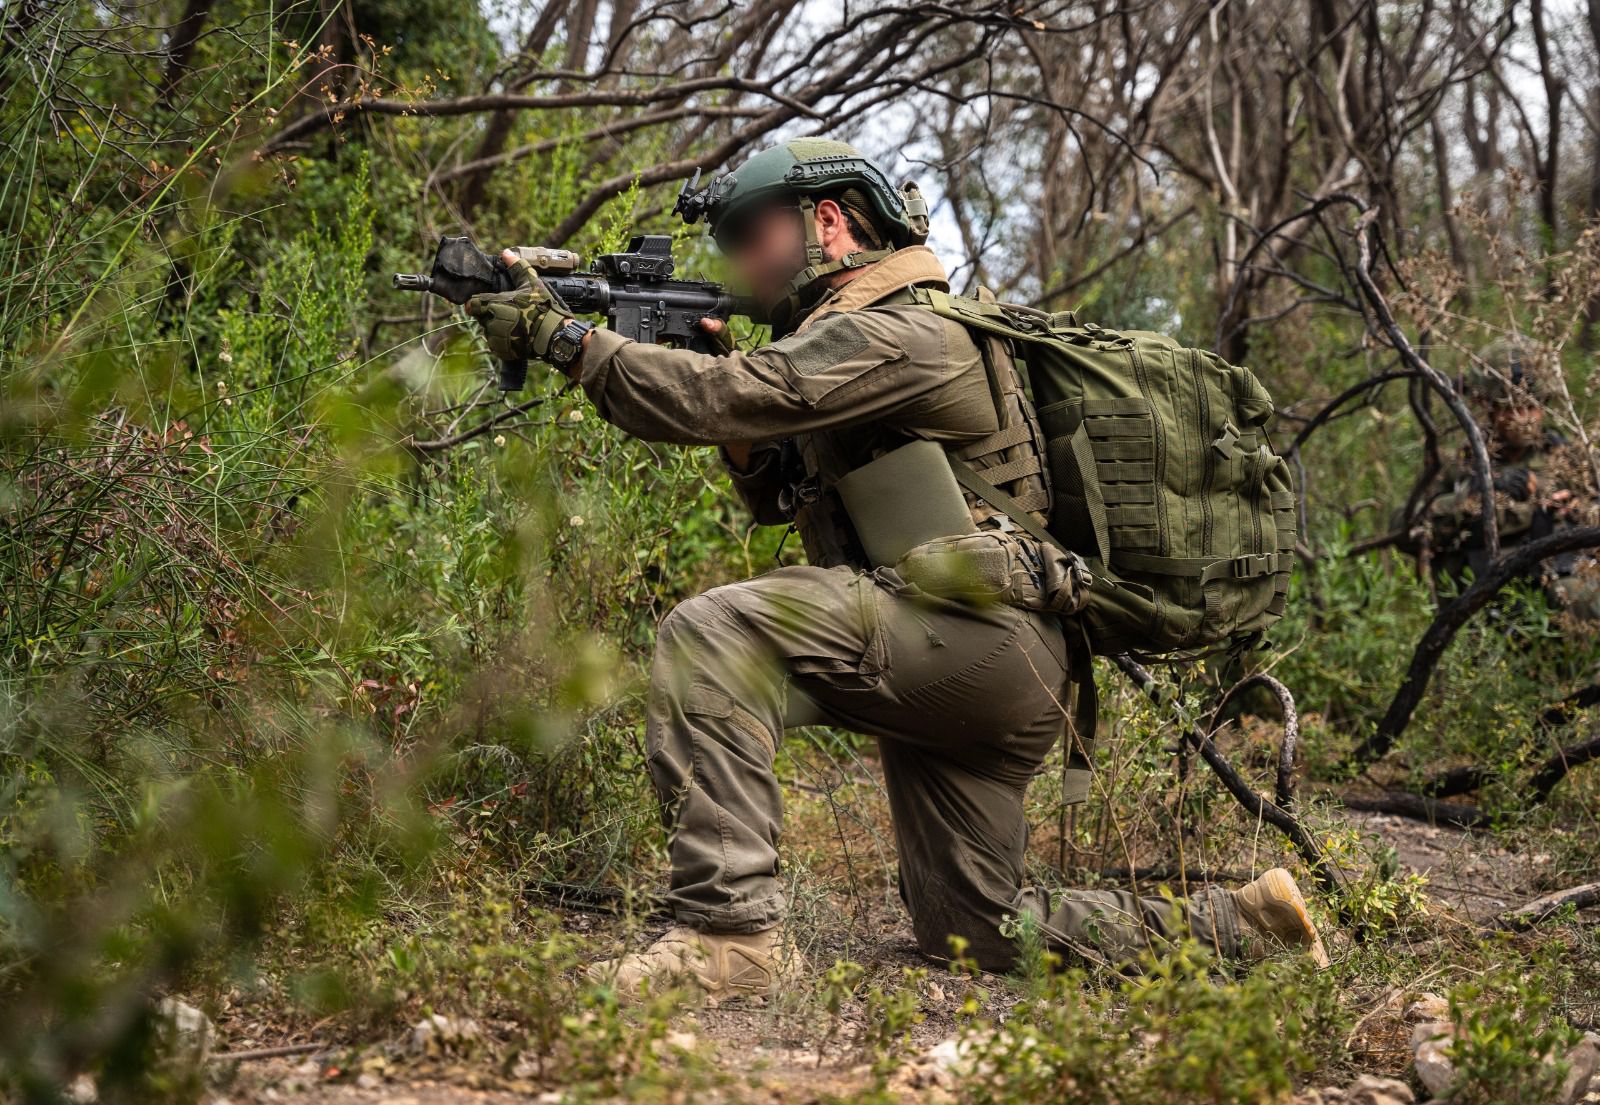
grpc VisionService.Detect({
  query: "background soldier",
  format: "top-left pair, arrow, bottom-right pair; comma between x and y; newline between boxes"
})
466,140 -> 1328,999
1405,340 -> 1599,620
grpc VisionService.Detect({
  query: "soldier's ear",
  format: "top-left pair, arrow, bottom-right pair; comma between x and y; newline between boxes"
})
813,198 -> 850,249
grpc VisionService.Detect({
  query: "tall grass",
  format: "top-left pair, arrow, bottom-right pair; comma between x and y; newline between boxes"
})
0,5 -> 756,1096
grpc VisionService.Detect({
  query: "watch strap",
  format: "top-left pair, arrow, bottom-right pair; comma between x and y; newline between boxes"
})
547,318 -> 593,367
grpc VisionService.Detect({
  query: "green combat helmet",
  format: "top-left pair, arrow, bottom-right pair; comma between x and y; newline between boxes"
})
673,138 -> 930,331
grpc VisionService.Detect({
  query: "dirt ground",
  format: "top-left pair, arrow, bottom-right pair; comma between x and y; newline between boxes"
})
196,801 -> 1592,1105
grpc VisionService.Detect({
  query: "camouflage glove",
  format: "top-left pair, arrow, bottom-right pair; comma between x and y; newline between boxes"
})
465,255 -> 573,364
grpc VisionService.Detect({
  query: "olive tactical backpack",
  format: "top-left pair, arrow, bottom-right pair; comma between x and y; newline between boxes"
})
911,287 -> 1296,659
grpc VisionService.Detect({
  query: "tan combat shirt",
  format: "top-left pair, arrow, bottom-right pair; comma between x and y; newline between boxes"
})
574,246 -> 1027,567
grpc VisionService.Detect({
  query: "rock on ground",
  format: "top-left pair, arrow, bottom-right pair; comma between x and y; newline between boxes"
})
1293,1074 -> 1415,1105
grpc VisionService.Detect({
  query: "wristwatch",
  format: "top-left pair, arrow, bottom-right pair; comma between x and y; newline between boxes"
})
546,318 -> 594,370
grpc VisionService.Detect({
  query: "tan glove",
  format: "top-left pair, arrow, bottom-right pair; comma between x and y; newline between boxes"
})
465,254 -> 573,363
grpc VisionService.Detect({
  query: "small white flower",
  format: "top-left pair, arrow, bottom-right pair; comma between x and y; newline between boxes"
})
567,409 -> 584,422
493,434 -> 507,447
569,514 -> 585,527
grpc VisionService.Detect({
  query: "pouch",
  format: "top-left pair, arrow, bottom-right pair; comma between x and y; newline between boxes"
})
897,531 -> 1091,613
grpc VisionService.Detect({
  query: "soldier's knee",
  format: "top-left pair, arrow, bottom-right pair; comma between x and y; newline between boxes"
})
657,590 -> 741,650
903,878 -> 1020,972
652,590 -> 757,695
657,593 -> 708,645
911,911 -> 1017,973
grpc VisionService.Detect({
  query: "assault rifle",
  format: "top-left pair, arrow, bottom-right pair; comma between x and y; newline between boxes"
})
394,234 -> 757,390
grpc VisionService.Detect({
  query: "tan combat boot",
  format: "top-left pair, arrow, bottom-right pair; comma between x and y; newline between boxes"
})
1234,868 -> 1330,968
587,925 -> 798,1000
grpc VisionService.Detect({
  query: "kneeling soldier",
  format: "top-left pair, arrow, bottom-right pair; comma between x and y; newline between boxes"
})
467,140 -> 1328,997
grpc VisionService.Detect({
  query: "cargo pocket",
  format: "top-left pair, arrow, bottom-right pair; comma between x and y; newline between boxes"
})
786,573 -> 887,691
771,313 -> 907,406
683,686 -> 775,760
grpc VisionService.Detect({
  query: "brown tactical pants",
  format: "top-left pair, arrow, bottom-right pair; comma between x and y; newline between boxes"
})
645,564 -> 1241,972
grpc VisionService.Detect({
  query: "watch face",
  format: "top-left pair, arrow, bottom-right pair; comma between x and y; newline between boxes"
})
551,336 -> 578,365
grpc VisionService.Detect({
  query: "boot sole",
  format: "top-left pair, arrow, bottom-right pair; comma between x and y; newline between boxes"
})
1247,869 -> 1330,968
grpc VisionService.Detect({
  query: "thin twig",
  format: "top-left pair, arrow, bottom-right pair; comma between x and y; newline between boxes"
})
210,1042 -> 326,1063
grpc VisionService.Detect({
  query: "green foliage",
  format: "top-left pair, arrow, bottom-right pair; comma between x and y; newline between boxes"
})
0,7 -> 762,1093
955,943 -> 1346,1105
1273,528 -> 1600,805
1319,828 -> 1432,934
813,959 -> 929,1105
1442,956 -> 1582,1105
861,967 -> 928,1074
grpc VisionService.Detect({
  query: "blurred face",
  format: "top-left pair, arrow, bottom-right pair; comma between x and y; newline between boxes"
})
714,197 -> 863,314
715,202 -> 807,311
1489,399 -> 1544,454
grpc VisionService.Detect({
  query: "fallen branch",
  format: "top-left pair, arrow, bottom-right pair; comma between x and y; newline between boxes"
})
1338,727 -> 1599,831
1346,526 -> 1600,771
1538,683 -> 1600,729
1208,672 -> 1301,808
1424,724 -> 1600,800
1527,732 -> 1600,804
1339,791 -> 1485,829
1496,881 -> 1600,930
1113,658 -> 1344,900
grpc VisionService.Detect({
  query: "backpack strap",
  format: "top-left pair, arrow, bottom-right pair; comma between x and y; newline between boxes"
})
1113,549 -> 1282,583
948,455 -> 1058,552
957,422 -> 1034,460
923,287 -> 1053,516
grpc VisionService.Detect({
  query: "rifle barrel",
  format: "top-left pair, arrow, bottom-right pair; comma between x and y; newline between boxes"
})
540,275 -> 741,318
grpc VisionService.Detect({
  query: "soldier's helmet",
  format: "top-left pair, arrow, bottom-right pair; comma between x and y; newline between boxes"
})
675,139 -> 928,252
1460,338 -> 1542,408
673,140 -> 929,331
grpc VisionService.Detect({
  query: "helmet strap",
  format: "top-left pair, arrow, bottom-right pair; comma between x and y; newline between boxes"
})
800,195 -> 826,269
